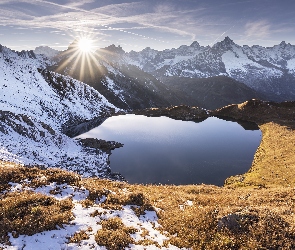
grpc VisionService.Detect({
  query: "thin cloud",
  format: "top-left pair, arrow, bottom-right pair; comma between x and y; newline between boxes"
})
66,0 -> 95,8
245,20 -> 271,39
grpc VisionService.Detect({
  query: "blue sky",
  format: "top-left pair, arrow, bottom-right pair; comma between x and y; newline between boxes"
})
0,0 -> 294,51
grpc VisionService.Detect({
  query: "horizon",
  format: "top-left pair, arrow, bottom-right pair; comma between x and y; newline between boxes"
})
0,0 -> 294,52
2,35 -> 294,53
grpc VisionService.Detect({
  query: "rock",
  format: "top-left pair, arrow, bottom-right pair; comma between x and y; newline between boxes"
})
218,209 -> 259,232
78,138 -> 123,153
132,105 -> 209,122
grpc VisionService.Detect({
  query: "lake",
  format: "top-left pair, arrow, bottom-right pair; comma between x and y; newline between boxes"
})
76,115 -> 262,186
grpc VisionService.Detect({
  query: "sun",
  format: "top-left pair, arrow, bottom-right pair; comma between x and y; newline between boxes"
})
78,38 -> 94,53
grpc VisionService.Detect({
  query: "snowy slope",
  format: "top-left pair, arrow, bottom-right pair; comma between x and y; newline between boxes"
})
0,164 -> 183,250
0,111 -> 112,178
0,44 -> 121,177
0,44 -> 119,131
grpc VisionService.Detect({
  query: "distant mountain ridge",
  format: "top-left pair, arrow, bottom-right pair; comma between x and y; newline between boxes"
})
40,37 -> 294,109
34,46 -> 59,59
123,37 -> 295,102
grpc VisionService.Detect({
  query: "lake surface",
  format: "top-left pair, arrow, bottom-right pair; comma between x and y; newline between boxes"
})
77,115 -> 262,186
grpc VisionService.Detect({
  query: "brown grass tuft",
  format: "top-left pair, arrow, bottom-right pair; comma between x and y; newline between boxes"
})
0,164 -> 80,193
0,191 -> 73,244
95,217 -> 138,250
68,230 -> 90,243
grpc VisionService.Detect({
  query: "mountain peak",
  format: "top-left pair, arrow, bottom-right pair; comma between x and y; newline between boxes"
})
190,41 -> 200,48
212,36 -> 235,50
34,46 -> 59,58
100,44 -> 125,54
222,36 -> 234,44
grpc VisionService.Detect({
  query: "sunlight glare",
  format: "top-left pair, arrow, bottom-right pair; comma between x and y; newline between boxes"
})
78,38 -> 93,53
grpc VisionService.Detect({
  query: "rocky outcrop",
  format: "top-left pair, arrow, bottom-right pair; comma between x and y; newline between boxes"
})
132,105 -> 208,122
211,99 -> 295,125
78,138 -> 123,154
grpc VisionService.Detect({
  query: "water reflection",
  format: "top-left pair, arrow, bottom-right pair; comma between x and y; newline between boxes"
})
77,115 -> 262,186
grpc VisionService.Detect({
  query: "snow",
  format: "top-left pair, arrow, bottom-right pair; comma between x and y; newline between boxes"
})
0,45 -> 121,177
1,181 -> 187,250
0,45 -> 118,131
222,46 -> 284,88
287,58 -> 295,74
0,111 -> 111,177
34,46 -> 60,59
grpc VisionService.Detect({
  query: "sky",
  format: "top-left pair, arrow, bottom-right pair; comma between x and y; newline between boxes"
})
0,0 -> 294,52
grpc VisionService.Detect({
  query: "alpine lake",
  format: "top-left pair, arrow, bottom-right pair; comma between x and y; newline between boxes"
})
76,115 -> 262,186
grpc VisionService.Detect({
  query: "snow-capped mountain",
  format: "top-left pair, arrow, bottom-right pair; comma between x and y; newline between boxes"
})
34,46 -> 60,59
0,43 -> 120,178
0,44 -> 118,130
125,37 -> 295,101
49,41 -> 172,109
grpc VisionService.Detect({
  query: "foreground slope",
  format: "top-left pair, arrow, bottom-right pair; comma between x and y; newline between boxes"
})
0,161 -> 295,249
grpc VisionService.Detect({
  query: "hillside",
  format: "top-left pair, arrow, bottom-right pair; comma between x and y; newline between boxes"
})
160,75 -> 263,109
49,42 -> 172,109
0,44 -> 121,179
0,39 -> 295,249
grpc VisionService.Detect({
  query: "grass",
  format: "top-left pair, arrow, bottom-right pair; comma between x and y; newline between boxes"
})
226,122 -> 295,187
0,190 -> 73,245
1,161 -> 295,249
94,217 -> 138,250
214,100 -> 295,187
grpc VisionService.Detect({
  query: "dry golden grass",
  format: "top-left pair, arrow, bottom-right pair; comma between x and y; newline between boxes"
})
80,177 -> 295,249
1,163 -> 295,248
0,191 -> 73,245
68,229 -> 90,243
0,162 -> 80,193
226,122 -> 295,187
143,185 -> 295,249
95,217 -> 138,250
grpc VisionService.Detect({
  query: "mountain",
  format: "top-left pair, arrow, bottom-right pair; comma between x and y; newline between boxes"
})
0,44 -> 121,178
48,41 -> 172,109
49,38 -> 286,110
34,46 -> 60,59
125,37 -> 295,102
160,76 -> 263,110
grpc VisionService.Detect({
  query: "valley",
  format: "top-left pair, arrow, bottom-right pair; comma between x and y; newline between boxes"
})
0,38 -> 295,249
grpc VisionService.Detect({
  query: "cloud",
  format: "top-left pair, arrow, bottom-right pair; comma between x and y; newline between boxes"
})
154,3 -> 176,13
66,0 -> 95,8
245,20 -> 271,38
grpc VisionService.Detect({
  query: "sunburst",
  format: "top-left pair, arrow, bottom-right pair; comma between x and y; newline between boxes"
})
55,34 -> 116,83
78,37 -> 94,53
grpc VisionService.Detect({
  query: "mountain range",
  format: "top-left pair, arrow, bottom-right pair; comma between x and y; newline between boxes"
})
0,37 -> 295,177
39,37 -> 295,109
